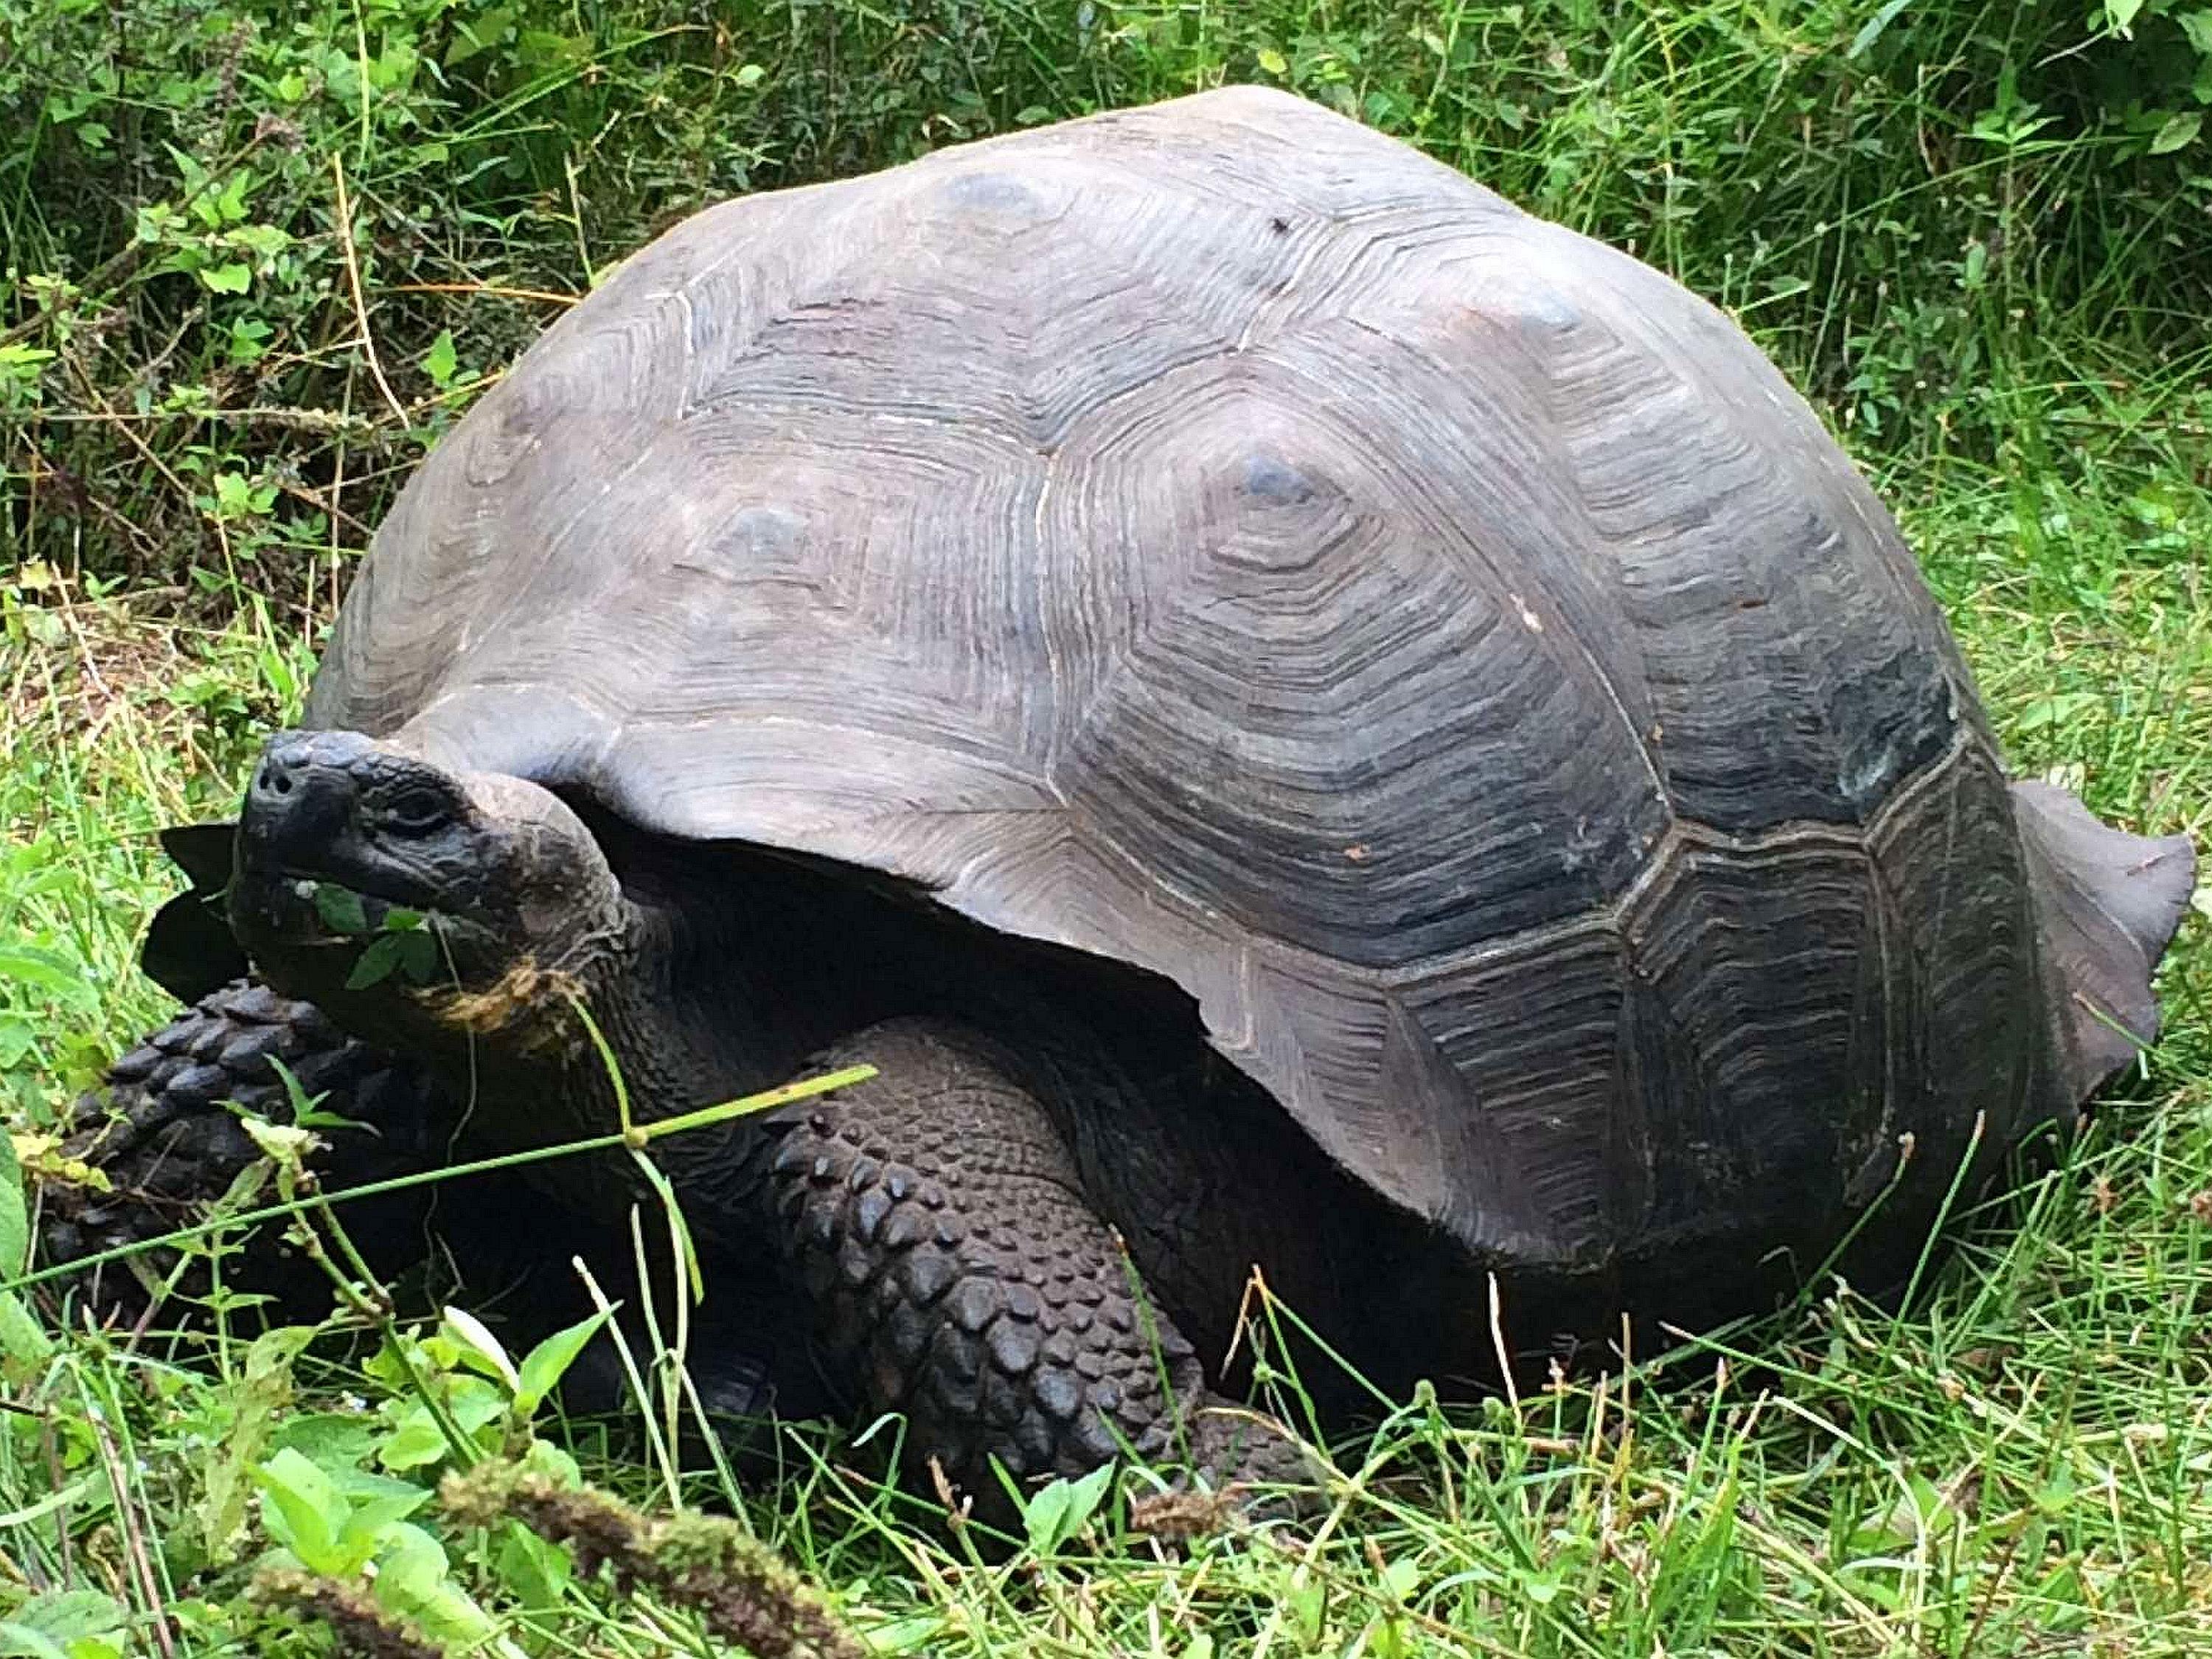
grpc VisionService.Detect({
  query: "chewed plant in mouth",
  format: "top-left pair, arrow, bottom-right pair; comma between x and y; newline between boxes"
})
301,886 -> 440,985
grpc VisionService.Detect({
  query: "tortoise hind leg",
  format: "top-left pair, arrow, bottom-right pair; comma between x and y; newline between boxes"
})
714,1017 -> 1310,1508
41,978 -> 456,1324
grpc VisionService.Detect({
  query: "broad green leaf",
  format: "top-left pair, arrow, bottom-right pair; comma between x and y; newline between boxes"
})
2150,111 -> 2202,155
254,1448 -> 344,1572
344,1489 -> 437,1566
313,885 -> 369,935
1063,1461 -> 1115,1534
373,1521 -> 450,1604
337,1467 -> 441,1507
344,925 -> 439,990
0,1293 -> 55,1374
0,1624 -> 68,1659
1022,1460 -> 1112,1556
377,1375 -> 507,1470
422,330 -> 457,388
268,1411 -> 380,1473
0,1593 -> 125,1650
378,1408 -> 450,1472
494,1521 -> 571,1610
515,1308 -> 611,1413
388,1574 -> 503,1652
397,927 -> 439,982
0,1118 -> 27,1273
199,262 -> 251,294
346,931 -> 409,990
1022,1476 -> 1071,1557
442,1307 -> 519,1392
448,1375 -> 511,1434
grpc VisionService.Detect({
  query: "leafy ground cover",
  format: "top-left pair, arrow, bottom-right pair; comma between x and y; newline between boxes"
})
3,2 -> 2209,1655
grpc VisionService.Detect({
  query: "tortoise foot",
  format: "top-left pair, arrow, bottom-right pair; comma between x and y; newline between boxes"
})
39,978 -> 451,1323
733,1018 -> 1315,1514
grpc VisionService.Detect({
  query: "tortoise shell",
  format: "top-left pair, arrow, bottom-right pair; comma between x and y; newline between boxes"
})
303,87 -> 2188,1274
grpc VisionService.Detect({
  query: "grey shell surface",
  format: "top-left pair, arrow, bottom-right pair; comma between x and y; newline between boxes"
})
306,88 -> 2157,1271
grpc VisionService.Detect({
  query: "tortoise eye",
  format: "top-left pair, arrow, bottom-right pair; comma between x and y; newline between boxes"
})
383,787 -> 452,835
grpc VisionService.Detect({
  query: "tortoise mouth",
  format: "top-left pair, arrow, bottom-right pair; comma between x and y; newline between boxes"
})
232,869 -> 429,945
225,728 -> 625,1028
227,863 -> 508,996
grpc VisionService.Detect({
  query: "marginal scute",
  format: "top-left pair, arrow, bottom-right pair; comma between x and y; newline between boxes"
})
1867,737 -> 2048,1181
1620,832 -> 1884,1251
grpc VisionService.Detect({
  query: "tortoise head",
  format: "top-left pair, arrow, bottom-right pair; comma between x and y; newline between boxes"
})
226,731 -> 628,1057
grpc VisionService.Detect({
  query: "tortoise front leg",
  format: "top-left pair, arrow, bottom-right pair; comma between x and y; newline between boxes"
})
45,981 -> 585,1346
704,1018 -> 1309,1505
41,978 -> 458,1321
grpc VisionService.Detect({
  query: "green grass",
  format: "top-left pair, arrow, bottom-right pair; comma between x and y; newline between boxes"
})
3,1 -> 2211,1655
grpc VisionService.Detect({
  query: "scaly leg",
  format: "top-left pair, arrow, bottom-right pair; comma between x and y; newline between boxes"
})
701,1018 -> 1310,1503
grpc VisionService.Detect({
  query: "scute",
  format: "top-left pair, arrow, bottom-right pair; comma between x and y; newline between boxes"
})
307,87 -> 2056,1263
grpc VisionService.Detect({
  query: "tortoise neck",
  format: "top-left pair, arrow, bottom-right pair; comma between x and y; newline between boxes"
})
519,888 -> 813,1140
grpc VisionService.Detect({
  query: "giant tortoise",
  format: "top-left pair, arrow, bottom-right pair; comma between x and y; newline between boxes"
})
47,88 -> 2196,1502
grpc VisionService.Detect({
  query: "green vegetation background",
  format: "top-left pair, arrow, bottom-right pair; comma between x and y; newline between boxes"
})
1,2 -> 2208,1655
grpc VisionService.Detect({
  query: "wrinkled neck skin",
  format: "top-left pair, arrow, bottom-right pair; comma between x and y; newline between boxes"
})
408,887 -> 817,1159
246,878 -> 818,1242
533,890 -> 817,1133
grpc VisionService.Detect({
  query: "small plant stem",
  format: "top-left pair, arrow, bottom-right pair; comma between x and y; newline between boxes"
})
283,1181 -> 390,1326
319,1187 -> 395,1304
286,1213 -> 385,1326
570,1257 -> 681,1488
625,1206 -> 684,1508
389,281 -> 578,305
81,1389 -> 177,1659
330,153 -> 409,428
386,1326 -> 481,1467
12,1065 -> 873,1296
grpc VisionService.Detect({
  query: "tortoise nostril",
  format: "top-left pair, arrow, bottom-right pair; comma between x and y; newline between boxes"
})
245,742 -> 357,858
